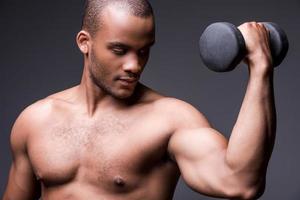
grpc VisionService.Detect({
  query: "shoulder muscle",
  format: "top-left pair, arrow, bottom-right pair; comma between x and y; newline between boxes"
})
154,97 -> 211,130
10,98 -> 54,154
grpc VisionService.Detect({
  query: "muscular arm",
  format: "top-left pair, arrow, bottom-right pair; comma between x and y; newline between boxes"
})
168,22 -> 276,199
2,108 -> 41,200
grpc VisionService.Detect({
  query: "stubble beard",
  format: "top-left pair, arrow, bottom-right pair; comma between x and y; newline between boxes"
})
89,50 -> 135,100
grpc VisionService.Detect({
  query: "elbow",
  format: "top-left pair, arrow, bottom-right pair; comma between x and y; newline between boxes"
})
226,182 -> 266,200
240,184 -> 265,200
223,163 -> 267,199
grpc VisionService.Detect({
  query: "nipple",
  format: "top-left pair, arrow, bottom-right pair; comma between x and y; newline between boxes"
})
114,176 -> 125,187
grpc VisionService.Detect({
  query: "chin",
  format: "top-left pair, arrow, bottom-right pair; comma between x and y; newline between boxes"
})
113,82 -> 139,100
111,88 -> 135,100
117,91 -> 135,99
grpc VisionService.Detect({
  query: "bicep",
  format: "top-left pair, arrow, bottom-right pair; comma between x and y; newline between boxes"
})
4,158 -> 40,200
3,113 -> 40,200
168,127 -> 233,197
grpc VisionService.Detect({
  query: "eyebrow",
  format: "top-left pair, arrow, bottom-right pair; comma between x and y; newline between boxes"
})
107,40 -> 155,49
107,42 -> 130,49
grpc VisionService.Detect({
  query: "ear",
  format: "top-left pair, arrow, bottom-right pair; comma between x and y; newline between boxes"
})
76,30 -> 91,54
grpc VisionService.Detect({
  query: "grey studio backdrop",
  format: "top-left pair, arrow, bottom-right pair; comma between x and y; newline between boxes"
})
0,0 -> 299,199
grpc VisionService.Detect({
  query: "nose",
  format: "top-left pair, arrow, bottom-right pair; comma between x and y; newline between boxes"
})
122,54 -> 142,74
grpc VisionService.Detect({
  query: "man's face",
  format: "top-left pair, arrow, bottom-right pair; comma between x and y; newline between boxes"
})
88,5 -> 155,99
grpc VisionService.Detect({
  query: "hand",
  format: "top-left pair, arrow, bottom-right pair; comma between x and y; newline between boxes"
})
238,22 -> 273,75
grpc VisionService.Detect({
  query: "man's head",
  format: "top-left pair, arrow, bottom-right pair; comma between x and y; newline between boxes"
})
77,0 -> 155,100
82,0 -> 154,38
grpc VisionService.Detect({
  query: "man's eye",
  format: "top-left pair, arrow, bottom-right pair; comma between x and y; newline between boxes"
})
112,48 -> 127,55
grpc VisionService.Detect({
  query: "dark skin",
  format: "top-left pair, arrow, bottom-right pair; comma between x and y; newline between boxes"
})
3,4 -> 275,200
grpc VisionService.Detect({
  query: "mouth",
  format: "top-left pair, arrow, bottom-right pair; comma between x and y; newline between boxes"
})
117,76 -> 139,86
119,77 -> 138,82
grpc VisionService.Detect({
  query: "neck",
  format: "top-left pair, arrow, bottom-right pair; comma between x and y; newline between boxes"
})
78,66 -> 142,116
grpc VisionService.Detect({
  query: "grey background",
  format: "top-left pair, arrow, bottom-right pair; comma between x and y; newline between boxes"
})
0,0 -> 299,199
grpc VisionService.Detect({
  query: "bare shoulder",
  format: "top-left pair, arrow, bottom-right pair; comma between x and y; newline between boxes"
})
11,86 -> 77,142
17,86 -> 77,123
143,89 -> 227,161
10,97 -> 56,152
13,98 -> 56,132
153,96 -> 211,130
45,85 -> 81,104
140,85 -> 211,130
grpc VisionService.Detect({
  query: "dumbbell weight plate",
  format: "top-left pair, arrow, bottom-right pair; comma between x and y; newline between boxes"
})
262,22 -> 289,67
199,22 -> 247,72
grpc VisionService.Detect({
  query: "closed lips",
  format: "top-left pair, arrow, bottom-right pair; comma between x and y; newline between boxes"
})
119,77 -> 138,83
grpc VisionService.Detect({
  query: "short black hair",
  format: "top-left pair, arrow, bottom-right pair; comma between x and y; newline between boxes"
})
82,0 -> 154,37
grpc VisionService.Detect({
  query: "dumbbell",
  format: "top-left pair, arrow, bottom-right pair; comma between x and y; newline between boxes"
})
199,22 -> 289,72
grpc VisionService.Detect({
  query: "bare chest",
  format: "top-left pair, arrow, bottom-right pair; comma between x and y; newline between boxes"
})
28,114 -> 175,191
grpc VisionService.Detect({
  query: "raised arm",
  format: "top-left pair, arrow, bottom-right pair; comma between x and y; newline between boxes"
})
2,109 -> 41,200
168,22 -> 276,200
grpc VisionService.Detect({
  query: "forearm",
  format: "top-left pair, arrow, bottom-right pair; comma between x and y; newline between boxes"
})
226,66 -> 276,179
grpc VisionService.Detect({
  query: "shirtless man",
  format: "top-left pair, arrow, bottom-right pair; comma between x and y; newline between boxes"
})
2,0 -> 276,199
